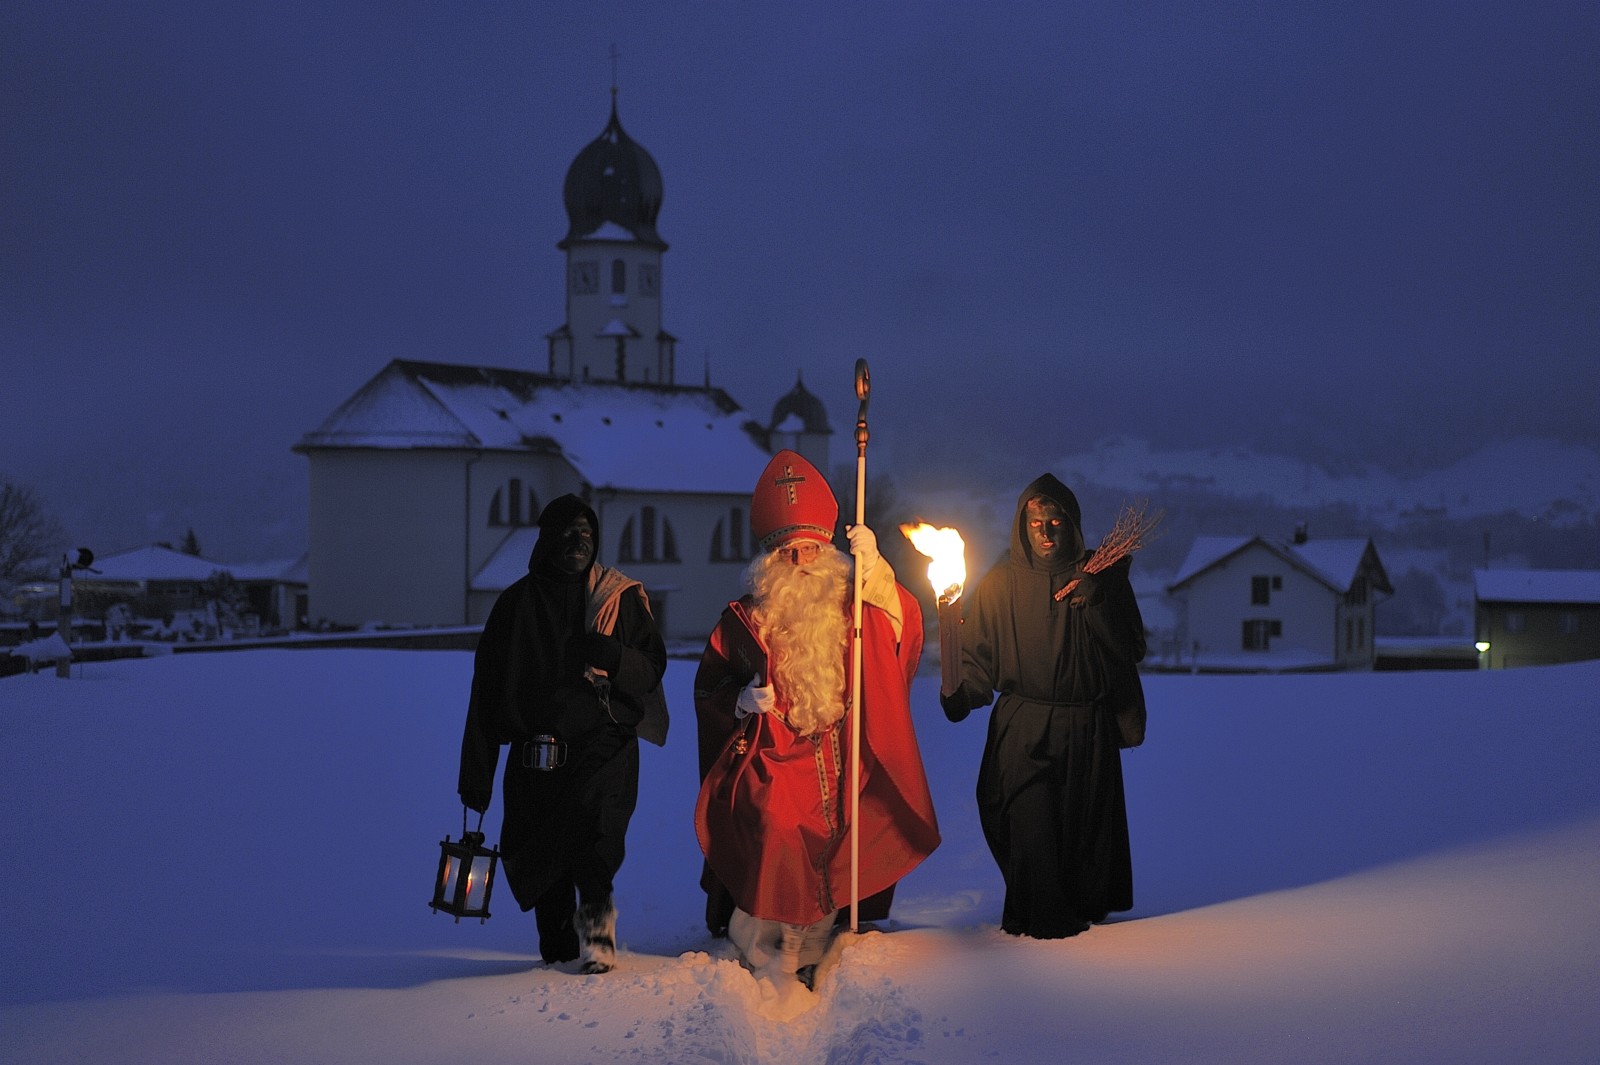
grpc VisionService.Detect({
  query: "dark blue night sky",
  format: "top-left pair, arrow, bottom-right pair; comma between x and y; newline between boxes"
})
4,1 -> 1597,558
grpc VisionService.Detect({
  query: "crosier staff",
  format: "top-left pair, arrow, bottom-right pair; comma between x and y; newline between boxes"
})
848,358 -> 870,933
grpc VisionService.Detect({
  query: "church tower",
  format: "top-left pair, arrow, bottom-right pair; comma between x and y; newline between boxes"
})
767,372 -> 833,471
546,92 -> 677,384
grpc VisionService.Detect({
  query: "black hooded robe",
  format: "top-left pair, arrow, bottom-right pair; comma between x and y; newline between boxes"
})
948,474 -> 1147,938
458,495 -> 667,959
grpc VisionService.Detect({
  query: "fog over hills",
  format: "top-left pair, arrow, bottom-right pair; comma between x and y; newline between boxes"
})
896,436 -> 1600,642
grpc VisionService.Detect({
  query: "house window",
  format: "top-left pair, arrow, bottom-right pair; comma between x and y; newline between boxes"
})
1251,577 -> 1270,605
1242,619 -> 1281,651
488,479 -> 540,527
617,507 -> 679,564
710,507 -> 750,562
611,259 -> 627,294
1505,611 -> 1526,635
1346,617 -> 1366,652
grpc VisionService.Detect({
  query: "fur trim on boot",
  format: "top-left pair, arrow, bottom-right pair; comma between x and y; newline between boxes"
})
576,899 -> 617,974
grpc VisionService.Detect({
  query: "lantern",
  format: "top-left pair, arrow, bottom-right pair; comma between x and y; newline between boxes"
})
430,810 -> 499,922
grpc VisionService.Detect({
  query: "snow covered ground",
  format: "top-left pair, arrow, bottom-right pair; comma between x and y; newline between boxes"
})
3,649 -> 1598,1064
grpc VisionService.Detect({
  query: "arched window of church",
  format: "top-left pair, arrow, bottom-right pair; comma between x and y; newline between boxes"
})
617,520 -> 634,562
488,479 -> 540,528
611,259 -> 626,294
710,506 -> 750,562
616,507 -> 679,564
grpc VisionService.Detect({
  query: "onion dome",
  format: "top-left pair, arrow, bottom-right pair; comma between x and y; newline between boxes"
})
769,373 -> 832,434
559,95 -> 666,249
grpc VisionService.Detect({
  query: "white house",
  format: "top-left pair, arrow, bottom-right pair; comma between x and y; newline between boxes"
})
294,94 -> 831,642
72,544 -> 305,633
1166,531 -> 1393,671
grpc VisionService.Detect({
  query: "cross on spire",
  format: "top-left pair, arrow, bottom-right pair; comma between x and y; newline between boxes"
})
609,44 -> 620,98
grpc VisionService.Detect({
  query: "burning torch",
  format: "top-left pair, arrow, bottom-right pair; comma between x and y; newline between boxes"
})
901,523 -> 967,697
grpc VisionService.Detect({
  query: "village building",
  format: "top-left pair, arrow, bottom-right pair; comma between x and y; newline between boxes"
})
1165,528 -> 1393,671
1473,568 -> 1600,668
56,544 -> 305,637
294,95 -> 828,642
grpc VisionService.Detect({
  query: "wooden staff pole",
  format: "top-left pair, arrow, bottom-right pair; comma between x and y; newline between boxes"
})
849,358 -> 870,933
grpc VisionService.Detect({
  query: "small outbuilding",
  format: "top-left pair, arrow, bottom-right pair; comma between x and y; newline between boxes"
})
73,545 -> 306,634
1473,568 -> 1600,668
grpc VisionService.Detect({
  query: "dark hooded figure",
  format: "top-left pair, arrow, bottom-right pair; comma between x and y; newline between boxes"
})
939,474 -> 1146,939
458,494 -> 668,973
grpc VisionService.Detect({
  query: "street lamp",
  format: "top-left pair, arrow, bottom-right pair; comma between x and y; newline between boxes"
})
55,548 -> 96,679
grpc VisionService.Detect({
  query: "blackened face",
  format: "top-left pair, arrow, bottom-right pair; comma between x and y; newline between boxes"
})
1025,498 -> 1068,563
552,516 -> 596,575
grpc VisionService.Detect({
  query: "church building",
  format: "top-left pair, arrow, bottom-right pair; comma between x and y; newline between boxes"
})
295,94 -> 830,641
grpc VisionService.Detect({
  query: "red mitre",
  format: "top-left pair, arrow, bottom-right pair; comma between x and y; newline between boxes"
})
750,450 -> 837,552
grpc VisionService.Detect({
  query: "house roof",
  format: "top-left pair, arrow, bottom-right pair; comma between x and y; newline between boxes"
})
85,546 -> 303,585
471,529 -> 539,592
1473,568 -> 1600,605
91,545 -> 234,582
295,359 -> 773,496
1169,535 -> 1392,595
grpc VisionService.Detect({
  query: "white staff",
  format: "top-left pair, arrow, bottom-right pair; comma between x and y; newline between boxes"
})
849,358 -> 870,933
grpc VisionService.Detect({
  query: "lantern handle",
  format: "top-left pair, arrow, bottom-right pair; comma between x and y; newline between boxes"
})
461,805 -> 486,840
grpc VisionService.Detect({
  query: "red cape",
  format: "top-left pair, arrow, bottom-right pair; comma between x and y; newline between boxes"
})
694,584 -> 940,926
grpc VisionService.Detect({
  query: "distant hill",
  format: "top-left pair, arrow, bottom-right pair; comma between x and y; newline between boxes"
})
899,436 -> 1600,641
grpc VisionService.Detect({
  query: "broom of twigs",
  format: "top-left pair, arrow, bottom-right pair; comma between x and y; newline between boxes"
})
1054,499 -> 1164,601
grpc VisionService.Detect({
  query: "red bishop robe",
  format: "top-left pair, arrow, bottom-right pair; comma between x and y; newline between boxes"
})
694,582 -> 941,927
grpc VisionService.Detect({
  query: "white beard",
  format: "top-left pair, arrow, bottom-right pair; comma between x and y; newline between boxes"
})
747,547 -> 851,736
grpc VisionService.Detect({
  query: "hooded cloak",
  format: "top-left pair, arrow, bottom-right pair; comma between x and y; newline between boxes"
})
948,474 -> 1146,937
458,494 -> 668,912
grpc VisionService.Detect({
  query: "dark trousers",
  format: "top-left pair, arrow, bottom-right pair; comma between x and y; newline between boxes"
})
533,863 -> 615,963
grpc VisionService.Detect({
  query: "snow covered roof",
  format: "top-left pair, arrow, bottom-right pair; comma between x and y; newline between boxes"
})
1169,535 -> 1390,594
471,528 -> 538,592
91,545 -> 237,582
1171,536 -> 1252,587
1291,539 -> 1383,591
296,360 -> 772,495
1473,568 -> 1600,605
581,221 -> 637,242
86,546 -> 305,585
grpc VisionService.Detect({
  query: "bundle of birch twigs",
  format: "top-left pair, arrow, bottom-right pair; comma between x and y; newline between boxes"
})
1054,499 -> 1164,601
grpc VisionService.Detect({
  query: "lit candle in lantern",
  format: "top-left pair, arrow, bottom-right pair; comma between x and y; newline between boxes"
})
431,823 -> 499,923
901,522 -> 967,696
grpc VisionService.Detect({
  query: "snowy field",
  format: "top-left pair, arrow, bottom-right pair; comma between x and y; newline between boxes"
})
2,649 -> 1598,1064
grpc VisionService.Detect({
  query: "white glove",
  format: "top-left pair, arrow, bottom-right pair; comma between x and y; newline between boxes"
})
735,681 -> 776,719
846,523 -> 881,574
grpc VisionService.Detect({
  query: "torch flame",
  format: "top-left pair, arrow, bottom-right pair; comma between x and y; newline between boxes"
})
900,522 -> 966,603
